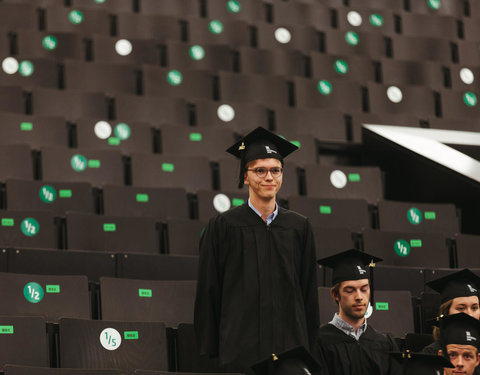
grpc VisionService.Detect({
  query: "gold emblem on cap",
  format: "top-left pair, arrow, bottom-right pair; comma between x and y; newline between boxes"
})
239,142 -> 245,150
369,260 -> 376,268
272,354 -> 278,361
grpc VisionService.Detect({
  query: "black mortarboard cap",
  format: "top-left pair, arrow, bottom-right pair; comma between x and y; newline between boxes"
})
317,249 -> 382,285
426,269 -> 480,304
250,346 -> 321,375
226,127 -> 299,188
434,312 -> 480,350
390,351 -> 454,375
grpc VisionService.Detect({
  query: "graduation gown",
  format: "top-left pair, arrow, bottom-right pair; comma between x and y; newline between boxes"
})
194,203 -> 320,370
313,323 -> 401,375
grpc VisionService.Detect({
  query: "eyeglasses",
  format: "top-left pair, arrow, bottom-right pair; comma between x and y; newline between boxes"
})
246,167 -> 283,178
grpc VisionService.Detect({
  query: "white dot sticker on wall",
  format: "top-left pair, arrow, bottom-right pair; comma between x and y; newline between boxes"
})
94,121 -> 112,139
460,68 -> 474,85
330,170 -> 348,189
217,104 -> 235,122
274,27 -> 292,44
213,193 -> 231,213
115,39 -> 133,56
365,303 -> 373,319
347,11 -> 363,27
2,57 -> 19,75
100,328 -> 122,351
387,86 -> 403,103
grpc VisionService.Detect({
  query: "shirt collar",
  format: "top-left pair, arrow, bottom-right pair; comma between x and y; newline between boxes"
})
248,199 -> 278,225
329,313 -> 368,341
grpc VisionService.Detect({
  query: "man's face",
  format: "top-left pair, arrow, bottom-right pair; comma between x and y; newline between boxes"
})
441,344 -> 480,375
244,158 -> 282,202
334,279 -> 370,321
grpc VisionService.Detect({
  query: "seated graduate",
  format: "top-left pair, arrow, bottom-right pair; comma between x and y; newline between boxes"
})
390,351 -> 454,375
435,313 -> 480,375
312,249 -> 401,375
422,269 -> 480,356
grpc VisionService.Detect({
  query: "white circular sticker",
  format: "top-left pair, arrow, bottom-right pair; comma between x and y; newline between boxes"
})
217,104 -> 235,122
387,86 -> 403,103
330,170 -> 348,189
115,39 -> 133,56
460,68 -> 474,85
365,302 -> 373,319
2,57 -> 19,75
347,11 -> 363,27
213,193 -> 231,213
274,27 -> 292,44
100,328 -> 122,351
94,121 -> 112,139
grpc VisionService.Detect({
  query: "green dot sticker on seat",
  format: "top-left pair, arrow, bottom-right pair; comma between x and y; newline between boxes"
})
227,0 -> 241,13
394,239 -> 410,257
162,163 -> 175,172
124,331 -> 139,340
108,137 -> 120,146
189,45 -> 205,61
136,193 -> 149,203
463,92 -> 478,107
369,14 -> 384,27
39,185 -> 57,203
88,159 -> 101,168
232,198 -> 244,206
139,289 -> 152,297
20,122 -> 33,131
424,211 -> 436,220
345,31 -> 359,46
317,80 -> 332,95
209,20 -> 224,34
42,35 -> 58,51
24,282 -> 44,303
69,10 -> 84,24
334,59 -> 349,75
59,189 -> 72,198
19,61 -> 34,77
103,223 -> 116,232
348,173 -> 360,182
21,218 -> 39,237
46,285 -> 60,293
427,0 -> 441,10
167,70 -> 183,86
71,154 -> 87,172
189,132 -> 203,142
1,218 -> 14,227
319,206 -> 332,214
375,302 -> 389,310
115,123 -> 131,140
407,207 -> 423,225
0,326 -> 14,334
410,239 -> 423,248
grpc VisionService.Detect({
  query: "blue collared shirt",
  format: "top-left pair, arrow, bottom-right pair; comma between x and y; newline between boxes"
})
248,199 -> 278,225
329,312 -> 368,341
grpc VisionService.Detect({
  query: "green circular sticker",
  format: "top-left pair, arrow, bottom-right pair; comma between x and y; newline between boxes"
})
209,20 -> 224,34
71,154 -> 87,172
317,80 -> 332,95
24,282 -> 44,303
21,218 -> 40,237
345,31 -> 359,46
427,0 -> 441,10
167,69 -> 183,86
227,0 -> 241,13
369,14 -> 384,27
394,239 -> 411,257
19,60 -> 34,77
463,92 -> 478,107
334,59 -> 349,75
189,45 -> 205,61
69,10 -> 84,25
39,185 -> 57,203
42,35 -> 58,51
114,123 -> 131,140
407,207 -> 423,225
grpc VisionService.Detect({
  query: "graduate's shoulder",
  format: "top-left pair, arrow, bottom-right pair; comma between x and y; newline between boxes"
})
277,206 -> 312,228
211,204 -> 259,227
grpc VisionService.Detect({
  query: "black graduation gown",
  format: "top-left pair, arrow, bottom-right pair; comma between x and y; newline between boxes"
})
313,323 -> 401,375
422,340 -> 480,375
194,203 -> 320,371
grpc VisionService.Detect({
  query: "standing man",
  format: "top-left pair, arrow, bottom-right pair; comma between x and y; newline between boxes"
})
194,127 -> 320,373
314,249 -> 401,375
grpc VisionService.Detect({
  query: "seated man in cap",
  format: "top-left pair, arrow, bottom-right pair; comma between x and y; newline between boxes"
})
436,313 -> 480,375
194,127 -> 320,373
313,249 -> 401,375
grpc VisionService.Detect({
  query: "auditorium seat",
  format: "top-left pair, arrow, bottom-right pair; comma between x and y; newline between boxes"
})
40,147 -> 124,187
130,153 -> 212,192
116,13 -> 182,41
455,233 -> 480,268
71,0 -> 133,12
44,7 -> 110,35
65,212 -> 160,253
377,200 -> 460,236
0,86 -> 25,114
138,0 -> 200,17
100,277 -> 196,326
391,35 -> 453,63
324,29 -> 388,59
206,0 -> 266,22
186,17 -> 252,48
408,0 -> 465,17
311,226 -> 357,260
348,0 -> 404,11
362,229 -> 451,268
374,265 -> 425,298
400,12 -> 459,39
0,144 -> 35,181
0,272 -> 90,322
102,185 -> 190,221
336,7 -> 397,36
165,218 -> 206,256
0,3 -> 37,31
0,57 -> 59,89
5,366 -> 123,375
447,65 -> 480,91
270,0 -> 331,27
304,165 -> 383,204
439,88 -> 480,120
5,180 -> 95,214
196,189 -> 249,221
58,318 -> 169,373
457,40 -> 480,66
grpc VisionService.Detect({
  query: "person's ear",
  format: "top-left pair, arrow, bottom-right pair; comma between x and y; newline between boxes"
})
475,352 -> 480,366
331,289 -> 339,303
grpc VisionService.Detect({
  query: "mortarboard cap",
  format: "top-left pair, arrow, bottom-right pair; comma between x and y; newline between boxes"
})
250,346 -> 322,375
390,351 -> 454,375
317,249 -> 382,285
226,127 -> 298,188
426,269 -> 480,304
434,312 -> 480,350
